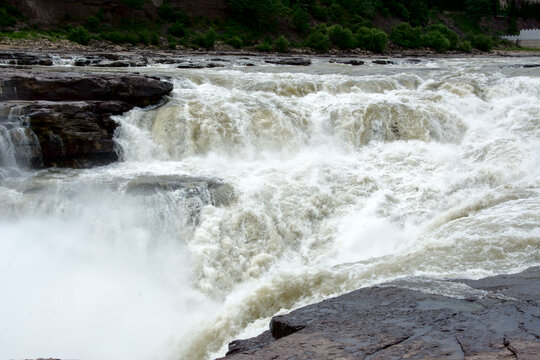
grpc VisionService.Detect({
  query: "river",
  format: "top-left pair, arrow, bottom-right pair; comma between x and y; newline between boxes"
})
1,56 -> 539,360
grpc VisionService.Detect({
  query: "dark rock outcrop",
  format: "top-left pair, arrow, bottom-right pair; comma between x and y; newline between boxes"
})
0,52 -> 53,66
372,59 -> 396,65
329,59 -> 365,66
265,58 -> 312,66
0,70 -> 172,107
0,69 -> 173,168
219,267 -> 540,359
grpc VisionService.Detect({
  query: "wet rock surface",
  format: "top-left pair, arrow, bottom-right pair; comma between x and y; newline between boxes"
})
0,68 -> 172,168
219,267 -> 540,359
0,52 -> 54,66
372,59 -> 397,65
329,58 -> 365,65
126,175 -> 236,223
126,175 -> 236,207
265,58 -> 312,66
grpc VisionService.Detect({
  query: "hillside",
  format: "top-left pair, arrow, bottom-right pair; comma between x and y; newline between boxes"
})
1,0 -> 540,53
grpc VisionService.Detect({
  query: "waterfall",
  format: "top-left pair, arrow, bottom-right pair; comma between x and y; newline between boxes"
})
0,57 -> 539,360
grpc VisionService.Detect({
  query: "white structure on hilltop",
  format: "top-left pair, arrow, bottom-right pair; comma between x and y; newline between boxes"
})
501,29 -> 540,48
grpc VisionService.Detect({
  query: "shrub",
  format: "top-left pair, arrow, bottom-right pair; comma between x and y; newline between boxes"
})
328,3 -> 344,22
256,41 -> 272,52
390,22 -> 422,49
467,33 -> 493,51
103,31 -> 125,44
226,35 -> 243,48
86,16 -> 100,32
169,21 -> 186,37
274,35 -> 289,52
124,31 -> 139,45
457,40 -> 472,52
193,29 -> 216,49
427,24 -> 459,49
306,27 -> 331,52
292,7 -> 310,35
422,30 -> 450,52
68,26 -> 91,45
137,29 -> 151,45
328,25 -> 354,49
150,32 -> 159,46
356,27 -> 388,53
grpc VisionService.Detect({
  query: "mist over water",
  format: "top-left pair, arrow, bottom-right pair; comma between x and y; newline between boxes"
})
1,58 -> 539,360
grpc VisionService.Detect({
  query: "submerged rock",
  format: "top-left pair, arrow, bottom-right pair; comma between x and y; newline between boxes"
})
126,175 -> 236,223
0,68 -> 173,168
219,267 -> 540,359
126,175 -> 236,206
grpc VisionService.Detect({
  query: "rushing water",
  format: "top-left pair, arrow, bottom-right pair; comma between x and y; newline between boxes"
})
0,57 -> 539,360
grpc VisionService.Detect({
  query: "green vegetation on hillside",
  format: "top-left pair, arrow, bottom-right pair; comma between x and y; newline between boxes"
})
1,0 -> 539,53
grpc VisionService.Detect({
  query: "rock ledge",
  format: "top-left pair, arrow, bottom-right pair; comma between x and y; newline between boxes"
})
0,68 -> 173,168
219,267 -> 540,359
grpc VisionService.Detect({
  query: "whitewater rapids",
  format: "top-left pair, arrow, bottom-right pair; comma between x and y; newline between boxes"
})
0,57 -> 539,360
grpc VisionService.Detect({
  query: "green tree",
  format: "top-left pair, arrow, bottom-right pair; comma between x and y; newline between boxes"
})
169,21 -> 186,38
68,26 -> 91,45
274,35 -> 290,52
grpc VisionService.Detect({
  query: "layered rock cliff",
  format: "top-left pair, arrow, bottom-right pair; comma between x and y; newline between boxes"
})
0,67 -> 172,168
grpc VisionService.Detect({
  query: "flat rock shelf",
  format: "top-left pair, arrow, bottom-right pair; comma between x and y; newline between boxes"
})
219,267 -> 540,360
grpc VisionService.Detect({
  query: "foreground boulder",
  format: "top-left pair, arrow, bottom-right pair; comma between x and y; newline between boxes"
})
0,69 -> 172,168
220,267 -> 540,359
